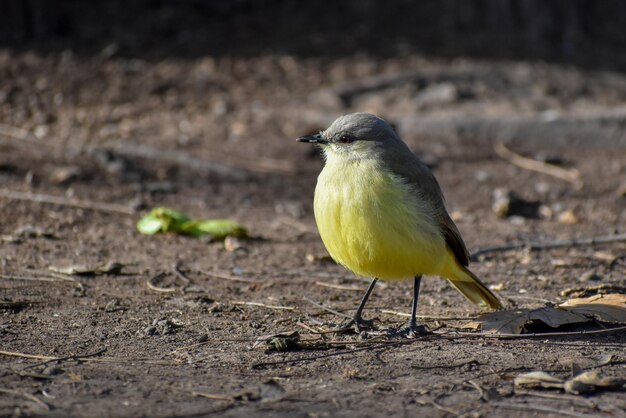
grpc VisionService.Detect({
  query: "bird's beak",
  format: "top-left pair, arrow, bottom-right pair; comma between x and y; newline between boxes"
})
296,133 -> 328,145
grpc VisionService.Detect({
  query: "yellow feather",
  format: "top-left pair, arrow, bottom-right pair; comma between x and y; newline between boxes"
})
315,151 -> 450,280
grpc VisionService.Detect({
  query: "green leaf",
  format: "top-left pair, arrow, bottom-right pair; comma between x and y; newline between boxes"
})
136,207 -> 248,240
136,207 -> 190,235
181,219 -> 248,239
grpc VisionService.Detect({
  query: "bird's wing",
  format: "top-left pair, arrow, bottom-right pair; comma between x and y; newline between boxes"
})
439,217 -> 470,266
384,144 -> 471,267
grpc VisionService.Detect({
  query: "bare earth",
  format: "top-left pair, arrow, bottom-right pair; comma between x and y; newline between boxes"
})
0,48 -> 625,418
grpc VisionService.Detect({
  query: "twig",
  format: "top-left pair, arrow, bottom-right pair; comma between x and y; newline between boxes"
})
470,233 -> 626,261
494,142 -> 583,189
303,297 -> 352,319
172,263 -> 192,292
466,380 -> 486,401
560,284 -> 626,298
146,272 -> 177,293
430,398 -> 461,416
0,350 -> 172,365
412,358 -> 479,370
21,348 -> 107,369
314,281 -> 364,291
251,339 -> 415,369
0,388 -> 50,411
380,310 -> 477,321
0,351 -> 55,361
0,189 -> 134,215
231,301 -> 295,311
0,273 -> 76,283
192,391 -> 234,402
492,401 -> 601,418
513,389 -> 598,408
206,272 -> 262,284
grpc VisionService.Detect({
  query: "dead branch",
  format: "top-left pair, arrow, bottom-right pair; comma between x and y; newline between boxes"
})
494,141 -> 583,189
0,189 -> 135,215
470,233 -> 626,261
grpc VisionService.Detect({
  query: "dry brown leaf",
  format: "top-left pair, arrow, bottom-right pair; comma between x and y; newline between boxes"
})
514,371 -> 563,389
564,371 -> 626,395
477,307 -> 590,334
559,294 -> 626,324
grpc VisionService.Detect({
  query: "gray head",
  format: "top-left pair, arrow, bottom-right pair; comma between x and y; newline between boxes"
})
297,113 -> 408,160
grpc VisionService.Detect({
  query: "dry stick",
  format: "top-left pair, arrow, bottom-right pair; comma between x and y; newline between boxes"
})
314,281 -> 364,291
380,310 -> 477,321
206,272 -> 262,284
0,273 -> 75,283
146,272 -> 177,293
251,339 -> 415,369
470,233 -> 626,261
494,141 -> 583,189
0,189 -> 135,215
492,402 -> 602,418
192,391 -> 235,402
231,301 -> 296,311
0,350 -> 172,366
303,297 -> 352,319
513,390 -> 599,409
21,348 -> 107,369
0,388 -> 50,411
412,358 -> 479,370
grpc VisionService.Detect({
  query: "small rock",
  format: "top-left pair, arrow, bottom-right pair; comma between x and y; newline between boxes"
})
558,209 -> 579,225
492,188 -> 542,218
224,236 -> 247,253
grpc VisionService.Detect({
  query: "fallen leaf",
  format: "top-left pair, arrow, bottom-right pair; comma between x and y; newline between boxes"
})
564,371 -> 625,395
137,207 -> 248,240
477,307 -> 590,334
514,371 -> 563,389
182,219 -> 248,239
559,294 -> 626,324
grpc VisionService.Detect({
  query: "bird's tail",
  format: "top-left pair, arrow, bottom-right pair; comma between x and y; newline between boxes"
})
446,265 -> 503,310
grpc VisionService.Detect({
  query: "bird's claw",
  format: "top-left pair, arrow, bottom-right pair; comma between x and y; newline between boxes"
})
337,316 -> 376,334
395,322 -> 430,338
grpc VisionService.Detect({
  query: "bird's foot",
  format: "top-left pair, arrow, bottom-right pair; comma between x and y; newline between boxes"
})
393,322 -> 430,339
336,316 -> 376,334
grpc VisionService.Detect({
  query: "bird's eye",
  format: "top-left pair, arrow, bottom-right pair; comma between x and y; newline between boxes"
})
338,135 -> 354,144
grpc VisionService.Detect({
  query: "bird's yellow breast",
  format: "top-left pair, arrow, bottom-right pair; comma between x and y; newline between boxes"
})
314,155 -> 447,280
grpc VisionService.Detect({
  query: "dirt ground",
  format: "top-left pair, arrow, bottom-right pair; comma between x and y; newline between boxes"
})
1,34 -> 626,418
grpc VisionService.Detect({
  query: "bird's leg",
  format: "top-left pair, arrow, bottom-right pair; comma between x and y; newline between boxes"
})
400,275 -> 429,338
339,278 -> 378,333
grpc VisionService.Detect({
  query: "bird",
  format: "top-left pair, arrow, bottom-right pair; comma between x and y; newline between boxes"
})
297,112 -> 502,336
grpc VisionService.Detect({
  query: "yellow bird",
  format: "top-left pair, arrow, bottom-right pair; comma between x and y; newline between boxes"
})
297,113 -> 502,335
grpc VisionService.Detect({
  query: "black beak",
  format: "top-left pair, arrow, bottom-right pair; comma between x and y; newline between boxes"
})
296,133 -> 328,144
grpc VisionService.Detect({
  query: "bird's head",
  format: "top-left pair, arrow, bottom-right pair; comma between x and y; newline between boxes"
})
297,113 -> 400,160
